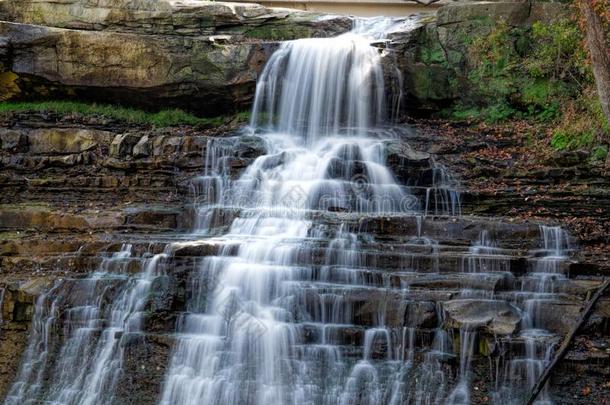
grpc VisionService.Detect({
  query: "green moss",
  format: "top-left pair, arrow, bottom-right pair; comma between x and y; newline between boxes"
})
0,101 -> 241,128
0,231 -> 23,241
419,46 -> 446,65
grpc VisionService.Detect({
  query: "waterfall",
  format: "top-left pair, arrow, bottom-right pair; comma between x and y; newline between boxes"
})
160,20 -> 426,405
8,15 -> 580,405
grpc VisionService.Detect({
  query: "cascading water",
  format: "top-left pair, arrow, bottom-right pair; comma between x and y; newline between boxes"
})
161,20 -> 424,405
5,245 -> 168,405
493,226 -> 572,404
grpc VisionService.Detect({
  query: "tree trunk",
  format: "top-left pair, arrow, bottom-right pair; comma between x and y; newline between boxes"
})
580,0 -> 610,128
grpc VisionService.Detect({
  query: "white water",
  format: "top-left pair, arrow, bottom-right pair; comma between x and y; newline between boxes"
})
161,20 -> 426,405
5,246 -> 168,405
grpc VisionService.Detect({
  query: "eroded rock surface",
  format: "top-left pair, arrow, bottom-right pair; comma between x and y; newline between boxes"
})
0,0 -> 350,113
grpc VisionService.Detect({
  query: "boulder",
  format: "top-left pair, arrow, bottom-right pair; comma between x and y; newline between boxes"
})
133,135 -> 151,158
443,299 -> 521,335
0,21 -> 276,114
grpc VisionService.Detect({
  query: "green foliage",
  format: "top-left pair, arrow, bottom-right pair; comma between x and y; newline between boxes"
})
449,102 -> 516,124
456,18 -> 592,125
524,21 -> 589,80
550,91 -> 609,151
592,145 -> 608,161
550,129 -> 595,150
550,131 -> 569,150
0,101 -> 236,128
484,103 -> 517,124
447,16 -> 609,155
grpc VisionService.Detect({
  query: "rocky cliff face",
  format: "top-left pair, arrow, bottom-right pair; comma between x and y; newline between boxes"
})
0,0 -> 350,114
1,113 -> 609,404
0,1 -> 608,404
381,1 -> 569,114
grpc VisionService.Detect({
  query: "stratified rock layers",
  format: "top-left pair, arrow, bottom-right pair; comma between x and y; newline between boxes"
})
0,0 -> 350,114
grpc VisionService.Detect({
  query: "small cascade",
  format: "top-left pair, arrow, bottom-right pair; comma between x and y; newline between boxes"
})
190,139 -> 233,232
424,164 -> 461,217
493,226 -> 572,404
461,230 -> 513,298
5,245 -> 168,405
446,327 -> 478,405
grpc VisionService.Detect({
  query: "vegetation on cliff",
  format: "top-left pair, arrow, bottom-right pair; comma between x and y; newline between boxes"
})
448,15 -> 608,159
0,101 -> 251,128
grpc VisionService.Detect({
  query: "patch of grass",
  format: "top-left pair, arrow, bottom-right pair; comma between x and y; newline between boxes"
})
0,101 -> 235,128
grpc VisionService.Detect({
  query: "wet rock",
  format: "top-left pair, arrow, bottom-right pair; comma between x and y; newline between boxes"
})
149,275 -> 175,312
533,300 -> 581,335
384,141 -> 432,185
115,333 -> 172,405
404,300 -> 437,328
218,135 -> 267,159
443,299 -> 521,335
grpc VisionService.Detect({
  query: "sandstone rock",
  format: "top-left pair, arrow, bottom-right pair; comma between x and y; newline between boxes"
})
0,21 -> 275,114
133,135 -> 151,158
0,0 -> 351,113
443,299 -> 521,335
436,2 -> 530,27
437,1 -> 568,27
0,129 -> 27,152
0,0 -> 351,39
26,128 -> 112,154
110,133 -> 141,157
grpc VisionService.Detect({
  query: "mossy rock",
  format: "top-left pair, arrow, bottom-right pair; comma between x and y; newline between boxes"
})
243,24 -> 311,41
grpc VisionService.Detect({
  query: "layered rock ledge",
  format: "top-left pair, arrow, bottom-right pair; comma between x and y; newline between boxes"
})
0,0 -> 350,114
